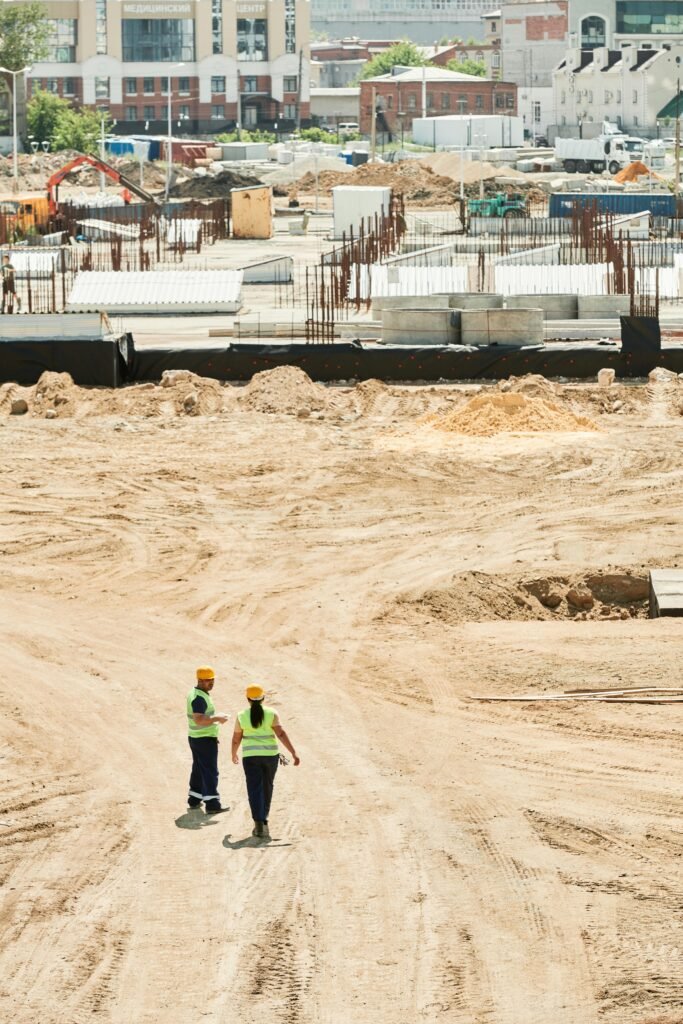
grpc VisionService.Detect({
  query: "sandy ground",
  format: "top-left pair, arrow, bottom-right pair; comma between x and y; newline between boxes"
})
1,371 -> 683,1024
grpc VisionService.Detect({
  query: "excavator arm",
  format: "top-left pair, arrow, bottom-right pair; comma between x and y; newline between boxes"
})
47,152 -> 161,214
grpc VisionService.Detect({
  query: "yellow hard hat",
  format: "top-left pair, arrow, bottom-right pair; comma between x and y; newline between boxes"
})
196,666 -> 215,681
246,685 -> 265,701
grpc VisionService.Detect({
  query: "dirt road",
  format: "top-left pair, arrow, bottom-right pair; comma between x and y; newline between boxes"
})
1,379 -> 683,1023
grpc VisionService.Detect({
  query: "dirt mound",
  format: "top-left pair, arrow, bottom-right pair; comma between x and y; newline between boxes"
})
428,392 -> 597,436
169,168 -> 263,199
239,366 -> 327,416
421,152 -> 526,185
31,371 -> 80,418
354,378 -> 391,415
294,161 -> 462,206
500,374 -> 561,401
401,568 -> 649,624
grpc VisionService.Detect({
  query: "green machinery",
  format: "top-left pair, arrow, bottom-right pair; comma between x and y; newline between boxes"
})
467,193 -> 527,219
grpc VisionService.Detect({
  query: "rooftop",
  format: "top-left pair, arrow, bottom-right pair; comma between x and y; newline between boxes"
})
365,66 -> 493,83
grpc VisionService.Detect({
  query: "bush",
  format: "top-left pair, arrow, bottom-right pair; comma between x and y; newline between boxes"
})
214,128 -> 275,143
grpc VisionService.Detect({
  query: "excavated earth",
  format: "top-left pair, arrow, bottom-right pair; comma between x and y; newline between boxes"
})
1,370 -> 683,1024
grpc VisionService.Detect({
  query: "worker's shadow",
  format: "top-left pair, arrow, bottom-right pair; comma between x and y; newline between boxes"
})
174,809 -> 222,831
222,833 -> 294,850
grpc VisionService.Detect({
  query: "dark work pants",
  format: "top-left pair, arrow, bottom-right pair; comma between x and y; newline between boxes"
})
188,736 -> 220,807
242,755 -> 279,822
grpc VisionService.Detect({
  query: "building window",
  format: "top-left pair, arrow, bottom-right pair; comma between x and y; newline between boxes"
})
427,92 -> 434,108
495,92 -> 504,108
127,106 -> 137,121
284,76 -> 298,92
491,20 -> 497,31
122,19 -> 196,62
144,77 -> 155,94
475,94 -> 483,109
179,76 -> 190,95
237,19 -> 267,61
242,76 -> 257,93
588,90 -> 593,103
125,77 -> 137,95
96,0 -> 107,55
561,90 -> 566,104
616,2 -> 683,35
179,103 -> 190,118
285,0 -> 296,54
386,94 -> 393,109
144,105 -> 155,120
505,93 -> 514,108
407,93 -> 417,109
634,115 -> 639,125
633,89 -> 638,103
581,15 -> 606,49
47,19 -> 77,63
284,103 -> 297,119
95,76 -> 109,100
491,52 -> 500,69
63,78 -> 75,96
441,93 -> 450,109
212,0 -> 223,54
458,94 -> 468,112
211,76 -> 226,93
532,100 -> 541,123
211,103 -> 224,119
46,79 -> 59,94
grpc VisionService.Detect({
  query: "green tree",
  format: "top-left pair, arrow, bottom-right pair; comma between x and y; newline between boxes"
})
360,41 -> 427,80
0,1 -> 49,71
446,57 -> 487,77
26,89 -> 69,147
52,105 -> 113,154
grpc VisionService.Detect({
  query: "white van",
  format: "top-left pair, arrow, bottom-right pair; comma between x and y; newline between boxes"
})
338,122 -> 359,133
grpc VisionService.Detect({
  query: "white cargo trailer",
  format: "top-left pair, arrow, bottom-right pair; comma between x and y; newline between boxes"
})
411,114 -> 524,149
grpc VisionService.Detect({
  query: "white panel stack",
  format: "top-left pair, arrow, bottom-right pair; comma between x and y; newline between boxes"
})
67,270 -> 243,314
332,186 -> 391,240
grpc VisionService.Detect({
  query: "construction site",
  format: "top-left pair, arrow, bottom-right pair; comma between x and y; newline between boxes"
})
2,137 -> 683,1024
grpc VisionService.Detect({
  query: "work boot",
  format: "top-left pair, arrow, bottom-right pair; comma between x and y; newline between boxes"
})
252,821 -> 264,837
187,797 -> 202,809
205,802 -> 228,815
262,821 -> 270,839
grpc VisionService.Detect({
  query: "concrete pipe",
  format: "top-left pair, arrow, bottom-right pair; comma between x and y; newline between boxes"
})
382,307 -> 461,346
461,308 -> 544,347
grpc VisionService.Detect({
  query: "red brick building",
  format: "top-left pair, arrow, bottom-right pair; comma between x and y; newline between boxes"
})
359,67 -> 517,135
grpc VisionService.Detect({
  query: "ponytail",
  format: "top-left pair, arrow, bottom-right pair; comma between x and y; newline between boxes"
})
249,698 -> 264,728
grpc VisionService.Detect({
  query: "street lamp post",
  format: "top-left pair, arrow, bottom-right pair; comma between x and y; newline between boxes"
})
0,65 -> 31,193
165,62 -> 185,201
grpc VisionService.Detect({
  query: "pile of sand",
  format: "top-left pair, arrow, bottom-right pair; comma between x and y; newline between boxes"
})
31,372 -> 80,418
293,161 -> 465,206
354,378 -> 390,416
421,152 -> 526,185
500,374 -> 561,401
239,366 -> 327,416
429,392 -> 597,436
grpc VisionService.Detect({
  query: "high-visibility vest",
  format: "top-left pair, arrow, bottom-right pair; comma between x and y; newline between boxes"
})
187,687 -> 219,738
238,706 -> 278,757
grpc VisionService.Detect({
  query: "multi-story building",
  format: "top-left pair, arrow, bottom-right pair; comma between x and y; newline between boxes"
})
483,0 -> 567,138
359,65 -> 516,134
27,0 -> 310,135
570,0 -> 683,51
311,0 -> 491,47
553,41 -> 683,136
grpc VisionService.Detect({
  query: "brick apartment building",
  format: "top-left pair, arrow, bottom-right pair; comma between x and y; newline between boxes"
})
359,66 -> 516,135
26,0 -> 310,137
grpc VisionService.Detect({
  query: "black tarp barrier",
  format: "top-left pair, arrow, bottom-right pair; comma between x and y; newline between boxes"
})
131,340 -> 683,384
0,333 -> 131,387
620,316 -> 662,377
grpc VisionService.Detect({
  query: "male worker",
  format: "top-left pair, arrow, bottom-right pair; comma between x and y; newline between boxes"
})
187,667 -> 229,814
1,254 -> 20,314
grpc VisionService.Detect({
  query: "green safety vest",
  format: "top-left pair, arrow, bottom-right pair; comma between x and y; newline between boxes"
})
187,686 -> 219,739
238,706 -> 278,757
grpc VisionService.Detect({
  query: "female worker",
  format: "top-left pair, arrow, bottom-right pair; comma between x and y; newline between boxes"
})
231,685 -> 300,839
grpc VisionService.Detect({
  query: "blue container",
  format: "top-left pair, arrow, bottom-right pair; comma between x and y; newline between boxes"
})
549,192 -> 676,218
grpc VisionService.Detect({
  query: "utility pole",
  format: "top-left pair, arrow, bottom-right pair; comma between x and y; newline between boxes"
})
295,47 -> 303,130
370,86 -> 377,162
676,77 -> 681,204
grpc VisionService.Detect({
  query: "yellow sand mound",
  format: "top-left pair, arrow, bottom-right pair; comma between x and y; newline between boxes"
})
429,392 -> 598,437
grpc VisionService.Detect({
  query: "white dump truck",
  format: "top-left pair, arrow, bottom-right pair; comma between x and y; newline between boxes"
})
555,133 -> 645,174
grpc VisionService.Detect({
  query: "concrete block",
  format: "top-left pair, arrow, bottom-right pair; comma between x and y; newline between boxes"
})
381,307 -> 461,346
370,294 -> 450,317
505,293 -> 578,320
461,308 -> 544,347
578,294 -> 631,319
433,292 -> 504,310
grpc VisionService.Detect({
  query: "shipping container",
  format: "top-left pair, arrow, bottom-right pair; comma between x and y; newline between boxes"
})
549,192 -> 676,218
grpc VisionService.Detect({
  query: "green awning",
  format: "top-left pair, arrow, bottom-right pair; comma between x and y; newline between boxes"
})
658,91 -> 683,120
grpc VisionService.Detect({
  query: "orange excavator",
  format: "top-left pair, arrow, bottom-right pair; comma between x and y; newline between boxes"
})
46,152 -> 161,215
